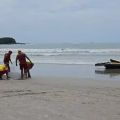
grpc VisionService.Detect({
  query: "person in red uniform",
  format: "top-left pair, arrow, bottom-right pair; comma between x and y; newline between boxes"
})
3,50 -> 12,72
16,50 -> 32,79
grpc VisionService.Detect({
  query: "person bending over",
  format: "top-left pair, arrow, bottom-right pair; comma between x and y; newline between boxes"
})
16,50 -> 32,79
0,64 -> 9,80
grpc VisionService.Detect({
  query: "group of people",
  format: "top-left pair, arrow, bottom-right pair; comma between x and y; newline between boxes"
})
0,50 -> 33,80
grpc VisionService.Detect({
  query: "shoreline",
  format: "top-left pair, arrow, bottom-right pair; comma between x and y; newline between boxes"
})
30,64 -> 120,81
1,63 -> 120,81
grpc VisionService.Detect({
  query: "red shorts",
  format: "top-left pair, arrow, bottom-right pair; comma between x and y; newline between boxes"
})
19,63 -> 28,70
0,70 -> 8,76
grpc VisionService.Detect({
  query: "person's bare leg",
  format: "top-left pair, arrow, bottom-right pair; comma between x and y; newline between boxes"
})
28,70 -> 31,78
8,65 -> 10,72
0,74 -> 2,80
21,70 -> 24,79
6,71 -> 9,80
24,69 -> 27,79
6,64 -> 10,72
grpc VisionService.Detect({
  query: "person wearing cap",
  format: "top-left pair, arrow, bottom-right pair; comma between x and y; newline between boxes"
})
16,50 -> 32,79
3,50 -> 13,72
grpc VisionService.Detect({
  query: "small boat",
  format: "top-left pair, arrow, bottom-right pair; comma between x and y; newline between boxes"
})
95,59 -> 120,69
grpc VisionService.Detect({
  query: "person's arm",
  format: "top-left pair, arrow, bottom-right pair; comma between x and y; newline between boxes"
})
10,58 -> 12,64
25,54 -> 32,63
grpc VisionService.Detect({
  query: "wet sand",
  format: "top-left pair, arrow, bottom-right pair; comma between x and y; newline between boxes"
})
0,76 -> 120,120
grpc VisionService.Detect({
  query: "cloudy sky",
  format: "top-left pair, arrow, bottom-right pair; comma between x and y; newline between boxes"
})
0,0 -> 120,43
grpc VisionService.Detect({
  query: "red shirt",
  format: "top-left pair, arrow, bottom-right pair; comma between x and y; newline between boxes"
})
16,53 -> 27,64
4,53 -> 11,63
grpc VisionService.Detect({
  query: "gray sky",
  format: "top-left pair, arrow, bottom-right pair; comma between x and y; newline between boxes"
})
0,0 -> 120,43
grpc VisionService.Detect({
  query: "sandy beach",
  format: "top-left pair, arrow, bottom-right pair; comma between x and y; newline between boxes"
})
0,76 -> 120,120
0,0 -> 120,119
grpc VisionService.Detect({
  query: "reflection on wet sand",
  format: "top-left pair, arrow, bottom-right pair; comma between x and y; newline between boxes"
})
95,69 -> 120,77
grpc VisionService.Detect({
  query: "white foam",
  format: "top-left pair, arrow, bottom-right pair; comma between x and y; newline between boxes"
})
0,48 -> 120,65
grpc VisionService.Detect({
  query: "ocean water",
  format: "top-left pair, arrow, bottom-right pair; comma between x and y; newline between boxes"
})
0,43 -> 120,80
0,43 -> 120,65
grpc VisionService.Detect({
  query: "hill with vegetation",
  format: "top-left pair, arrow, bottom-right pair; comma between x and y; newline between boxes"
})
0,37 -> 16,44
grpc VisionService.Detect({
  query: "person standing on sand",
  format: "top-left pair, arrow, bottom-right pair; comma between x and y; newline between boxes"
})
16,50 -> 32,79
3,50 -> 13,72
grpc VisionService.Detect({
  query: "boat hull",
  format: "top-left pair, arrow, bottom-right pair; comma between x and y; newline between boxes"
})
104,64 -> 120,69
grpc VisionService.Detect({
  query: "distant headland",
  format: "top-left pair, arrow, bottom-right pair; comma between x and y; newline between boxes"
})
0,37 -> 25,44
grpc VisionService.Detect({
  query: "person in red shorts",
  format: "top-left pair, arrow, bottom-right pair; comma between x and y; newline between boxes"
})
3,50 -> 12,72
16,50 -> 32,79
